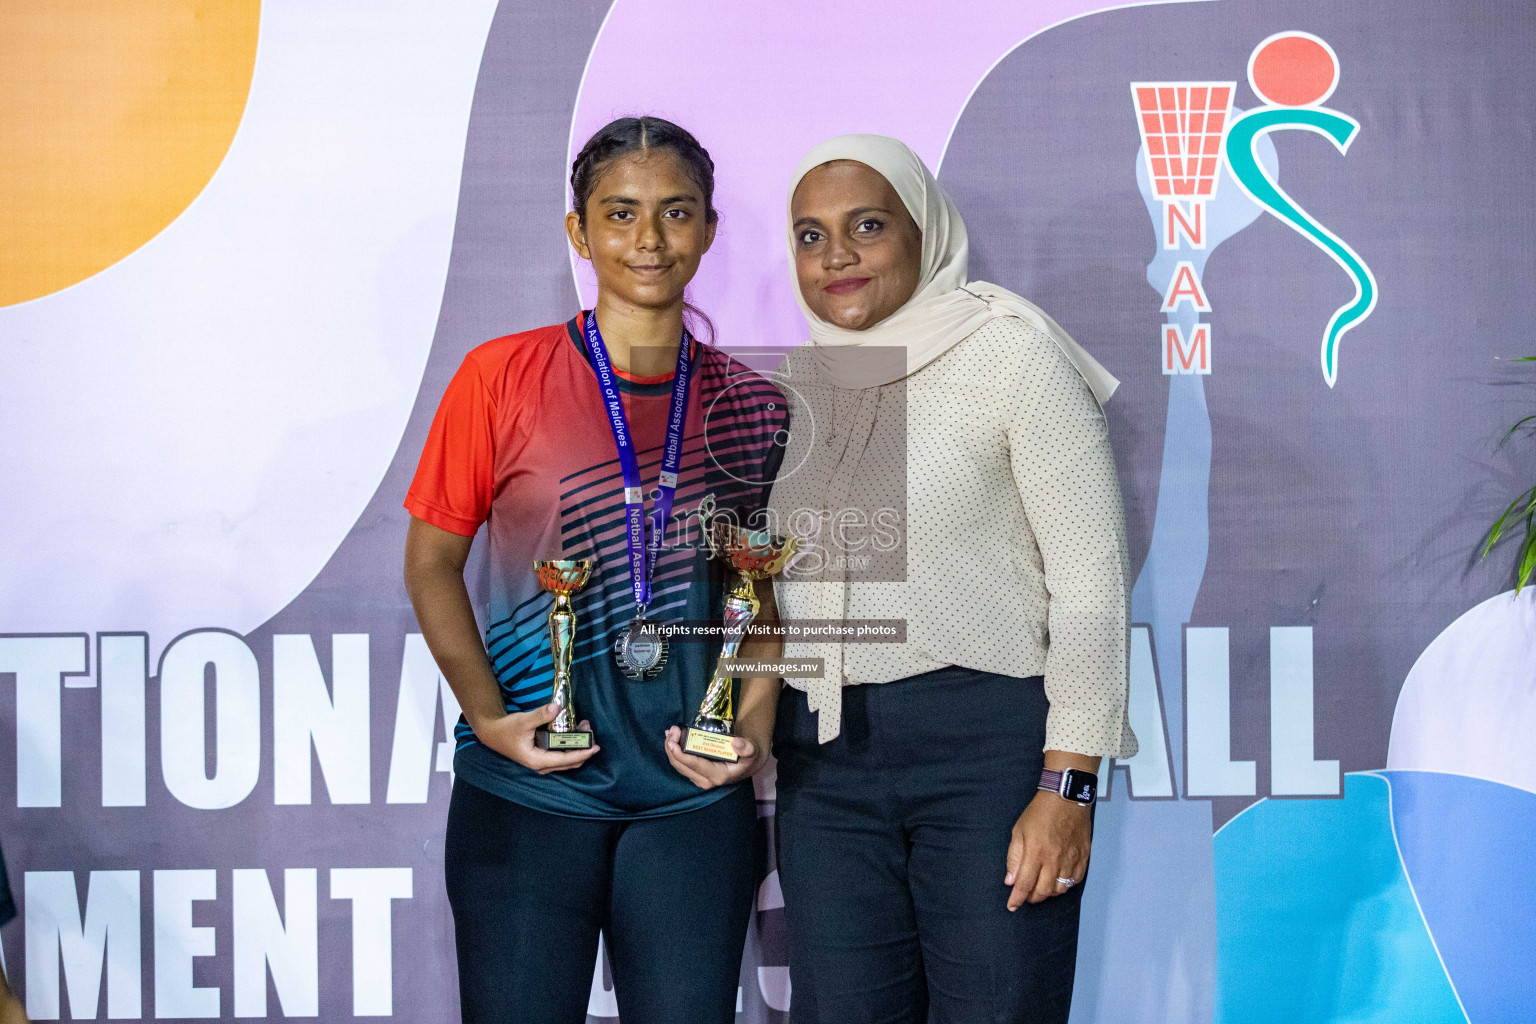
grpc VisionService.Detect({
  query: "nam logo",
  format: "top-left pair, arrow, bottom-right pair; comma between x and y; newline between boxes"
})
1120,34 -> 1374,808
1132,31 -> 1377,384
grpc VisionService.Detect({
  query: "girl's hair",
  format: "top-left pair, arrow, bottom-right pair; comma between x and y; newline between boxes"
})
569,116 -> 719,343
569,116 -> 717,226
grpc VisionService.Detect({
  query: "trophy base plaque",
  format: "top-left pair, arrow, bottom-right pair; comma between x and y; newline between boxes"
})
535,729 -> 593,751
680,725 -> 739,763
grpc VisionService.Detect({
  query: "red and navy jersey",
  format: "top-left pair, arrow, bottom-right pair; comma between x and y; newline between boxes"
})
406,313 -> 787,818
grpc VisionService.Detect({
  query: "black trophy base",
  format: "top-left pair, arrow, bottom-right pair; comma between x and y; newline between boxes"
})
536,728 -> 593,751
679,725 -> 739,763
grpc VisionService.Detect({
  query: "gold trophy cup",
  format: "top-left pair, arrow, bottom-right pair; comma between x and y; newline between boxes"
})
680,524 -> 799,763
533,559 -> 594,750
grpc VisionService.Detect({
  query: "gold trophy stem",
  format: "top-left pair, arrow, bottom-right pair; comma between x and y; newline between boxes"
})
694,575 -> 759,730
548,594 -> 578,733
533,559 -> 593,750
679,523 -> 796,764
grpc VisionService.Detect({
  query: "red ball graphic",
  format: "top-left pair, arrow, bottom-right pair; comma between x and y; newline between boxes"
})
1248,32 -> 1340,107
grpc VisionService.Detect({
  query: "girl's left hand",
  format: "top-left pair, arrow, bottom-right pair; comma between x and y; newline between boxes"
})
664,726 -> 765,789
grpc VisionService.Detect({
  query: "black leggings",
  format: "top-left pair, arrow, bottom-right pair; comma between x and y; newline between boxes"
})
774,667 -> 1088,1024
444,779 -> 761,1024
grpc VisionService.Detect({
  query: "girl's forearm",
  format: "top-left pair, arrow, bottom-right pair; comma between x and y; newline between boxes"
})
404,520 -> 506,731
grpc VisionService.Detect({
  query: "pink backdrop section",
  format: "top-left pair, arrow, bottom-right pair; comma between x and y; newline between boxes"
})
568,0 -> 1209,351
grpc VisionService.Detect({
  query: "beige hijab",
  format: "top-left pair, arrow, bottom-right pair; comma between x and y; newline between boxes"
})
786,133 -> 1119,400
775,135 -> 1119,742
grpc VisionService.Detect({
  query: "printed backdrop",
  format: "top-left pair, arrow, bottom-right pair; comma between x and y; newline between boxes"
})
3,0 -> 1534,1021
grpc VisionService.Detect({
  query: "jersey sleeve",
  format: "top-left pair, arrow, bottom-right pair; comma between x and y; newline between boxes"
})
405,354 -> 497,536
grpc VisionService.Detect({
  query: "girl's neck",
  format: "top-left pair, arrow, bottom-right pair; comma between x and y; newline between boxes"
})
592,295 -> 687,378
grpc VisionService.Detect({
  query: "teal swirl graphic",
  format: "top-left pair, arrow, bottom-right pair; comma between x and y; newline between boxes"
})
1224,107 -> 1377,387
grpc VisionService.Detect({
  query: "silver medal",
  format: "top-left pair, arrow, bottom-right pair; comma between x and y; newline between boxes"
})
613,616 -> 668,680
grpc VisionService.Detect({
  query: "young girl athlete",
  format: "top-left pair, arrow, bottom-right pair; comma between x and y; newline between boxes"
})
404,117 -> 788,1024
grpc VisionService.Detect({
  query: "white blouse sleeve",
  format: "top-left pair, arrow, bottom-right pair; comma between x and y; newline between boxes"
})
1004,319 -> 1138,759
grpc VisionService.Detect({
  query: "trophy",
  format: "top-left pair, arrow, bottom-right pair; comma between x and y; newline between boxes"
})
679,523 -> 799,763
533,559 -> 594,750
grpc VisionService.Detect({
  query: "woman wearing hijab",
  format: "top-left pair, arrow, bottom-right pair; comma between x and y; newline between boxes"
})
767,135 -> 1137,1024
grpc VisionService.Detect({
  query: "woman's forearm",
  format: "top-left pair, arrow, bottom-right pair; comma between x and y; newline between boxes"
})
1043,750 -> 1102,774
403,519 -> 506,731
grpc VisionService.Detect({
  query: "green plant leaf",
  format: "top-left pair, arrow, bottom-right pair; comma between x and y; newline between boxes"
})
1518,524 -> 1536,593
1506,414 -> 1536,439
1482,356 -> 1535,588
1482,490 -> 1531,556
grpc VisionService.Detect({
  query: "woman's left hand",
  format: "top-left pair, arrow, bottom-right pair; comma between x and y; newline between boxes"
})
1004,790 -> 1092,909
664,726 -> 765,789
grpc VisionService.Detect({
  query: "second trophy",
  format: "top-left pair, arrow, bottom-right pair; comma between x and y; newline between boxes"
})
679,523 -> 798,763
533,559 -> 595,750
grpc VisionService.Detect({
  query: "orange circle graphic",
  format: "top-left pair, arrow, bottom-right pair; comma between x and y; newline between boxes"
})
0,2 -> 260,307
1250,34 -> 1338,108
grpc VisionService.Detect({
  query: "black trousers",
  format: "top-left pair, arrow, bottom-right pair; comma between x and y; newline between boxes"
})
773,667 -> 1088,1024
444,778 -> 761,1024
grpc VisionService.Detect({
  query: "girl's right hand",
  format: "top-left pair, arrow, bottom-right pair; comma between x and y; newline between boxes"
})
471,702 -> 600,775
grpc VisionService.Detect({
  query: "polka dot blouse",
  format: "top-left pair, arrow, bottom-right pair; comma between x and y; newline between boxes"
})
769,316 -> 1138,758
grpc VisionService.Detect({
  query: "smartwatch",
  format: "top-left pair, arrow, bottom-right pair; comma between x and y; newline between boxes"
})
1039,767 -> 1097,806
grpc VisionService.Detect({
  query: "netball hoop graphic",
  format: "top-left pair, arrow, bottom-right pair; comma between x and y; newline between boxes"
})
1130,82 -> 1235,251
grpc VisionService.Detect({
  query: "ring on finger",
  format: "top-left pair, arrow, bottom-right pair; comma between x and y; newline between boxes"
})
1056,876 -> 1077,888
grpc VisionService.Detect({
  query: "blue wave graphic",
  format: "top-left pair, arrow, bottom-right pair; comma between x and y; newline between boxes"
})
1383,771 -> 1536,1023
1213,773 -> 1465,1024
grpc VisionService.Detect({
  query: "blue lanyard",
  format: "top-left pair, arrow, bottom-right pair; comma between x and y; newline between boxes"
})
580,310 -> 693,615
